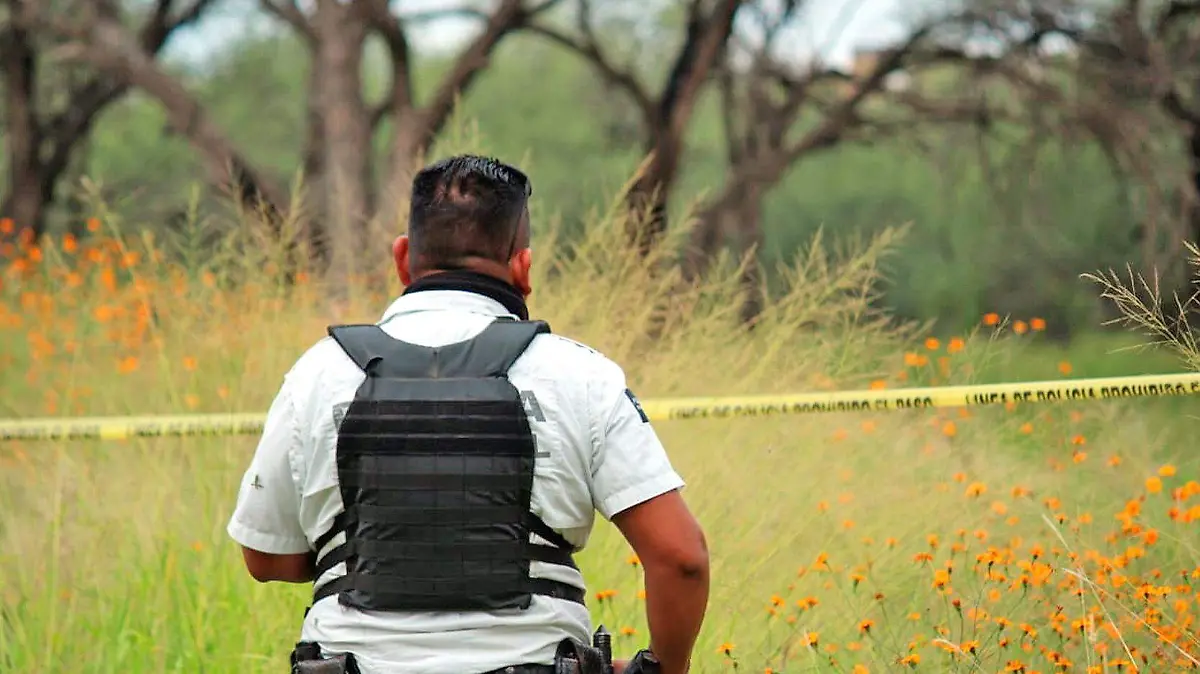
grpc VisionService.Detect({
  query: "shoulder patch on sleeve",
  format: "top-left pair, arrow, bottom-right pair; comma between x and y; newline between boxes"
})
624,388 -> 650,423
549,334 -> 603,357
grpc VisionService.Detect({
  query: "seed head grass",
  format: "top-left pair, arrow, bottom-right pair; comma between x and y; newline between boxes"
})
0,188 -> 1196,673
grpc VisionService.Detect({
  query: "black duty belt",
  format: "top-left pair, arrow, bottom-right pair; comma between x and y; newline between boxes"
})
481,665 -> 559,674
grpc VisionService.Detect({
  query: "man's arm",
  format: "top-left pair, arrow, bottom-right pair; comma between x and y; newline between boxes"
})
612,491 -> 710,674
227,373 -> 315,583
240,547 -> 316,584
590,384 -> 710,674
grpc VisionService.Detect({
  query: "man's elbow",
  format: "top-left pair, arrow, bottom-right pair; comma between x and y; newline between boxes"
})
242,550 -> 280,583
677,528 -> 710,579
241,547 -> 314,584
245,564 -> 276,584
650,529 -> 710,580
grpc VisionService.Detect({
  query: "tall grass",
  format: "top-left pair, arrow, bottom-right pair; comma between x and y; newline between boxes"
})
0,174 -> 1196,673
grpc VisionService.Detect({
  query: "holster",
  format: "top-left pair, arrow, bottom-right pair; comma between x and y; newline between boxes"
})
623,649 -> 662,674
555,637 -> 605,674
290,641 -> 360,674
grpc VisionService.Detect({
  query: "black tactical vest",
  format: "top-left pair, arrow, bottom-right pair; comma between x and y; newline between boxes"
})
309,317 -> 586,612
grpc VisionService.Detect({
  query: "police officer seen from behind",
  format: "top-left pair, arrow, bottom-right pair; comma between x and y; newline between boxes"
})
226,155 -> 710,674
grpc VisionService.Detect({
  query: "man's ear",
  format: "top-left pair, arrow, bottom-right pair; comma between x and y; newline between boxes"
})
509,248 -> 533,298
393,235 -> 412,286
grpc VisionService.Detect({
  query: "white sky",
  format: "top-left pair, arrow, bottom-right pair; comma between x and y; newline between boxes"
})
165,0 -> 914,69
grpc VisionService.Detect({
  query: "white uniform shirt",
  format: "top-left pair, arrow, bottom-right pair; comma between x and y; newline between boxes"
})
226,289 -> 685,674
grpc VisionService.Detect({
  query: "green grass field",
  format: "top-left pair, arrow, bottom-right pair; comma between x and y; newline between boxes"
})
2,209 -> 1198,674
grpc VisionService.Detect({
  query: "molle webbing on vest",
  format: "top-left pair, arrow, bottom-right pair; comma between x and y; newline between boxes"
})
310,318 -> 586,612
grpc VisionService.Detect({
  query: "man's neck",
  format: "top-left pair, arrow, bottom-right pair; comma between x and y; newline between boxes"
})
402,269 -> 530,320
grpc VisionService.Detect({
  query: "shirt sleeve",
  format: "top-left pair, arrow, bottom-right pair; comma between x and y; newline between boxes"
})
226,375 -> 311,555
590,377 -> 686,520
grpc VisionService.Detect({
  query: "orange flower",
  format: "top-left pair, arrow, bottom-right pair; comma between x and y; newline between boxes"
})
1159,464 -> 1177,477
925,337 -> 940,351
0,217 -> 12,234
942,421 -> 957,438
1030,317 -> 1046,331
983,312 -> 1000,326
1146,477 -> 1163,494
857,619 -> 875,633
1057,361 -> 1073,376
117,356 -> 139,374
1013,320 -> 1028,334
965,482 -> 987,497
86,217 -> 101,232
182,356 -> 198,371
947,337 -> 965,353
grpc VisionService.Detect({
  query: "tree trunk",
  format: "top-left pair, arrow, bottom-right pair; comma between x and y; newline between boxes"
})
626,130 -> 681,254
733,183 -> 765,325
691,180 -> 765,324
0,12 -> 46,244
621,0 -> 743,252
312,1 -> 373,284
378,114 -> 426,235
297,57 -> 330,267
683,197 -> 725,279
1187,122 -> 1200,247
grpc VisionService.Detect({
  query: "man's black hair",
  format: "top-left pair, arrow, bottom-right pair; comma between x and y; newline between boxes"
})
407,154 -> 532,271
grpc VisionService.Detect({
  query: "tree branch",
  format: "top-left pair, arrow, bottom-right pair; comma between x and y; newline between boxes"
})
0,0 -> 44,234
521,17 -> 655,125
34,10 -> 286,222
360,0 -> 413,129
1156,0 -> 1200,35
370,0 -> 567,130
660,0 -> 743,136
419,0 -> 543,141
37,0 -> 219,202
259,0 -> 315,45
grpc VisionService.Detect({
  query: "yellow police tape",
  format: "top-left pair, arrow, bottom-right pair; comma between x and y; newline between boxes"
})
1,372 -> 1198,443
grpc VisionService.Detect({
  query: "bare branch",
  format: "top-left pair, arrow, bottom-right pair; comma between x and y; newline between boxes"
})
33,10 -> 286,221
360,0 -> 413,128
1156,0 -> 1200,35
370,0 -> 567,126
521,20 -> 655,124
259,0 -> 315,45
37,0 -> 219,192
660,0 -> 743,134
419,0 -> 545,140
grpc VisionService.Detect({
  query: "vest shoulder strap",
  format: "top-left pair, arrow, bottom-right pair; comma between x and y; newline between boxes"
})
448,318 -> 550,377
326,318 -> 551,379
